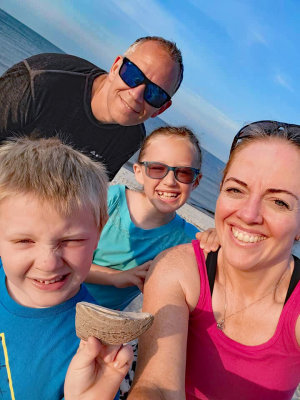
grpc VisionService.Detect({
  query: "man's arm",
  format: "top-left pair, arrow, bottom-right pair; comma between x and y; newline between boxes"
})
0,61 -> 34,135
128,243 -> 200,400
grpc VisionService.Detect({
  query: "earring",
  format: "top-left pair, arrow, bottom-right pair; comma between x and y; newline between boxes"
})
295,236 -> 300,241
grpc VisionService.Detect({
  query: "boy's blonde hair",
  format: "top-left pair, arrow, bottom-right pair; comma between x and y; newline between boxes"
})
0,137 -> 108,231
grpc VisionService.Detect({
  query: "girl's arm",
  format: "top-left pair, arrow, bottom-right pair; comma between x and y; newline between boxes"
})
85,261 -> 151,291
128,244 -> 200,400
196,227 -> 220,253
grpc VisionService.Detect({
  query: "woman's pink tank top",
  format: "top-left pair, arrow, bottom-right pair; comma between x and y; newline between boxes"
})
185,240 -> 300,400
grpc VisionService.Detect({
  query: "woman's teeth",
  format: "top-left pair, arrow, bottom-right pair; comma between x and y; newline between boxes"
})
232,227 -> 266,243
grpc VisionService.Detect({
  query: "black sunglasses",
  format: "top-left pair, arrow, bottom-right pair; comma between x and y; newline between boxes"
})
119,57 -> 171,108
230,120 -> 300,154
139,161 -> 200,184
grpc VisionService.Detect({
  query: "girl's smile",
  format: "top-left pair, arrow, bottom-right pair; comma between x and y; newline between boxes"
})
133,135 -> 201,224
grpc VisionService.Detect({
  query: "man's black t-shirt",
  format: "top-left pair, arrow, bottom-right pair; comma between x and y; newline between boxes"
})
0,53 -> 146,180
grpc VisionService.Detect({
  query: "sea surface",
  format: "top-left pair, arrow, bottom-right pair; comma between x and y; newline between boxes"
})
0,8 -> 63,72
0,7 -> 224,217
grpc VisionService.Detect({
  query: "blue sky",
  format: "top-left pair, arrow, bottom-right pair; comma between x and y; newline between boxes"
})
1,0 -> 300,161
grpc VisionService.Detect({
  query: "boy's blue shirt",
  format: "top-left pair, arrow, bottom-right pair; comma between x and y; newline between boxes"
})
86,184 -> 199,310
0,264 -> 97,400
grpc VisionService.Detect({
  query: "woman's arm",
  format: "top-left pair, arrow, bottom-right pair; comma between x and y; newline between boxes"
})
295,315 -> 300,346
128,243 -> 200,400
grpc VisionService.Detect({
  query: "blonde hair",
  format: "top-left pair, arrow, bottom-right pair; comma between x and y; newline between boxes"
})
0,137 -> 108,231
138,126 -> 202,169
125,36 -> 183,94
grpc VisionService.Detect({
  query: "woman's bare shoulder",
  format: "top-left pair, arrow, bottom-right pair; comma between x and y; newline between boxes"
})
147,243 -> 201,311
157,242 -> 196,260
149,243 -> 196,273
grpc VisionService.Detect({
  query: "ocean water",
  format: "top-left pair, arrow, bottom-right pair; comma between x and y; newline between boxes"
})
0,7 -> 224,217
0,8 -> 63,73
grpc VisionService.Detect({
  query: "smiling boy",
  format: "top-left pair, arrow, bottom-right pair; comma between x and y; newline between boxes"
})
0,137 -> 109,399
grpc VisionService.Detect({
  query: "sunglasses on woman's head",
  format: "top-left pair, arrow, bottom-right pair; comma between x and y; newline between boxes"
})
119,57 -> 171,108
230,120 -> 300,153
139,161 -> 200,184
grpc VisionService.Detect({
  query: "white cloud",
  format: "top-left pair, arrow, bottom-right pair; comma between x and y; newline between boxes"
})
110,0 -> 184,39
248,29 -> 268,46
187,0 -> 268,48
162,86 -> 240,160
274,73 -> 294,92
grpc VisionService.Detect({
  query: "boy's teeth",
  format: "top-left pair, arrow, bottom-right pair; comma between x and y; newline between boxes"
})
232,227 -> 266,243
157,191 -> 178,198
36,276 -> 64,284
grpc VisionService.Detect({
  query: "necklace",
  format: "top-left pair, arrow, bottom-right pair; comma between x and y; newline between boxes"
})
216,263 -> 290,331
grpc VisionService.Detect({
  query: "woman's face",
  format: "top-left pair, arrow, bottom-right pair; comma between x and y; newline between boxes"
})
215,139 -> 300,271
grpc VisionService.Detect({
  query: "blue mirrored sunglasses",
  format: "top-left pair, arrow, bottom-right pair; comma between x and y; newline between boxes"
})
119,57 -> 171,108
139,162 -> 200,184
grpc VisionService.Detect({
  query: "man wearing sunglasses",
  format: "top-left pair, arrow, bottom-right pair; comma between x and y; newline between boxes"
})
0,36 -> 183,180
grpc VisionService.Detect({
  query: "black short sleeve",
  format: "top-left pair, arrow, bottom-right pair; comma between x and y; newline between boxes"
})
0,61 -> 35,137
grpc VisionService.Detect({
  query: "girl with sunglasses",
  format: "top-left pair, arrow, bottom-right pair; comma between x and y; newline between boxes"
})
84,126 -> 202,311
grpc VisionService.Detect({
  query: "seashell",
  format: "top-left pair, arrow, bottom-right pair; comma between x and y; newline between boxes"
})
75,301 -> 154,345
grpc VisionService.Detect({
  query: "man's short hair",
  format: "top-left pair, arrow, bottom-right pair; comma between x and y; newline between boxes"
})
125,36 -> 183,94
0,137 -> 108,231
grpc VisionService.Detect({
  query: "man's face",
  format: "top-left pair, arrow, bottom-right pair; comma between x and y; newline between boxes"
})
0,193 -> 100,308
103,41 -> 180,126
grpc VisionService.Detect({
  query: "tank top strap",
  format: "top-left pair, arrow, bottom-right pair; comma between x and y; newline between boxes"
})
205,250 -> 219,295
191,240 -> 209,306
285,255 -> 300,304
191,240 -> 206,275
